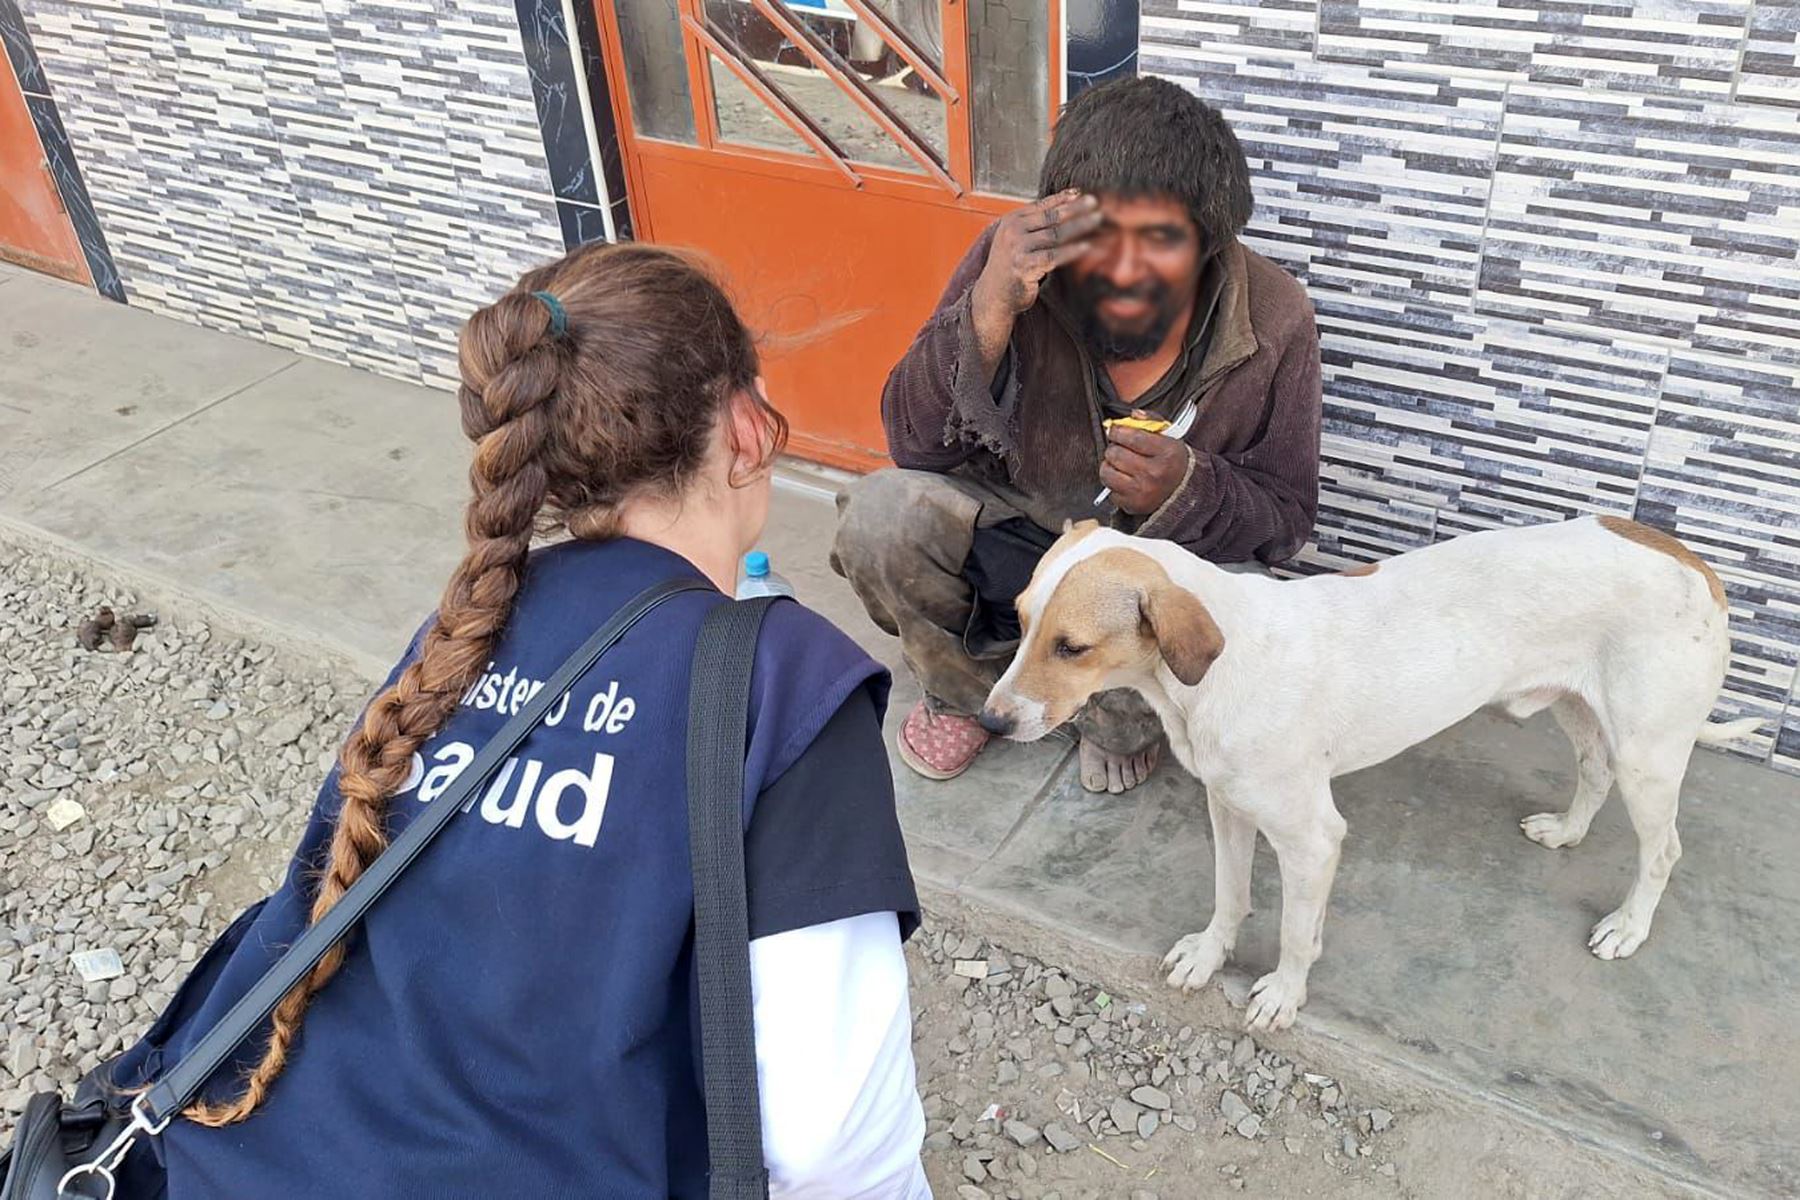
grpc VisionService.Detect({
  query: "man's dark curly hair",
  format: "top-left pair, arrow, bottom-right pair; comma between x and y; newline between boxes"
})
1039,76 -> 1253,251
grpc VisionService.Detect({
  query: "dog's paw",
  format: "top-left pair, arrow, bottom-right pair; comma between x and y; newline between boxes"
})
1163,931 -> 1229,993
1520,811 -> 1584,849
1588,908 -> 1650,960
1244,972 -> 1305,1032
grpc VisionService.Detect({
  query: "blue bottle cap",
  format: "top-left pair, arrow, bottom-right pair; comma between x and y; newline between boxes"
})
744,551 -> 770,577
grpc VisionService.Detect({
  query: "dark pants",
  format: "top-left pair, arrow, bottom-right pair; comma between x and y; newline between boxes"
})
830,469 -> 1164,755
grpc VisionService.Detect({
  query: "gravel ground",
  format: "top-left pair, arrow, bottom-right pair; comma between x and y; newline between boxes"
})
0,540 -> 1681,1197
903,923 -> 1693,1199
0,541 -> 362,1126
905,923 -> 1408,1198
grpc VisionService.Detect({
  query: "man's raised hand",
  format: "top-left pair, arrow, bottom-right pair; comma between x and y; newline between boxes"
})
970,191 -> 1102,377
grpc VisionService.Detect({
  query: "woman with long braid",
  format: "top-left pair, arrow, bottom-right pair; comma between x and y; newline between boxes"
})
110,243 -> 931,1197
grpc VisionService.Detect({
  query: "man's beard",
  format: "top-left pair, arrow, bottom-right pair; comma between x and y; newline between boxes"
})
1072,274 -> 1184,363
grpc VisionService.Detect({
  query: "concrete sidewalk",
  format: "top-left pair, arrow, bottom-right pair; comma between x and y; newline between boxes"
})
4,266 -> 1797,1196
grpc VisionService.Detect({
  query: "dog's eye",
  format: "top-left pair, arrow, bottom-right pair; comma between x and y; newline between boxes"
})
1054,638 -> 1088,659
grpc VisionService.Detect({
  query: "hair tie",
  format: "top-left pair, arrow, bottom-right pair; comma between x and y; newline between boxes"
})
531,290 -> 569,338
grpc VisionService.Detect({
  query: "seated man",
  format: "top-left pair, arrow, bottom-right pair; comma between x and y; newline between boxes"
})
833,77 -> 1322,794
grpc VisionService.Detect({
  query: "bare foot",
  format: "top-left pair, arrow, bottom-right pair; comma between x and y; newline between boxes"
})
1079,739 -> 1161,794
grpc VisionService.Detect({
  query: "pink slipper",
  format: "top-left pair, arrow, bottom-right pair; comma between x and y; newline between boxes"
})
896,698 -> 990,781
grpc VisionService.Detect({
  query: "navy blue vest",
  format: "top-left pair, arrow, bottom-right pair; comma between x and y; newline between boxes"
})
114,538 -> 888,1199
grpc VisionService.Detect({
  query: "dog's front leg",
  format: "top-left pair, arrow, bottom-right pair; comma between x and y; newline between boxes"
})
1164,791 -> 1255,992
1245,780 -> 1346,1033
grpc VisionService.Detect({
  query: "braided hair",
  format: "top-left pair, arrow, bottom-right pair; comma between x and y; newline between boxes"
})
186,242 -> 784,1123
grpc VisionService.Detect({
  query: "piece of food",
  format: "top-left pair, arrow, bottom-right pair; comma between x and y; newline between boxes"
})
1104,415 -> 1172,435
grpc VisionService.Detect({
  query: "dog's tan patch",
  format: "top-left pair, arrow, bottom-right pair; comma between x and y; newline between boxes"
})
1598,516 -> 1726,610
1007,546 -> 1225,726
1338,561 -> 1380,577
1018,522 -> 1108,634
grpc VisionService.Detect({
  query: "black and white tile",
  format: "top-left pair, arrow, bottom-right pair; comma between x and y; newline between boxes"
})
1309,292 -> 1665,530
23,0 -> 570,384
1296,477 -> 1437,573
1633,351 -> 1800,758
1146,54 -> 1505,307
1433,322 -> 1669,536
1140,0 -> 1316,68
1311,291 -> 1493,512
1318,0 -> 1753,101
1476,86 -> 1800,367
1739,0 -> 1800,109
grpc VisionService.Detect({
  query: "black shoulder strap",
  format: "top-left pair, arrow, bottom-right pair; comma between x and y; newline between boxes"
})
143,577 -> 710,1125
687,596 -> 779,1200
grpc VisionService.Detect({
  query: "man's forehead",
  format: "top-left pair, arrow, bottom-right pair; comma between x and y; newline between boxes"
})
1093,193 -> 1192,228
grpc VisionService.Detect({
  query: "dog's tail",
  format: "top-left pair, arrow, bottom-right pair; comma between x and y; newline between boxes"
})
1695,716 -> 1765,747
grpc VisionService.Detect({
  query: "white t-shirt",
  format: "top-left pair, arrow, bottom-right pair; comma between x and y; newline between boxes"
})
753,914 -> 931,1199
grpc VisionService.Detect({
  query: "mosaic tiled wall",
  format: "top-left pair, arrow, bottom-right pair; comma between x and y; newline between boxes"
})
16,0 -> 613,389
1142,0 -> 1800,772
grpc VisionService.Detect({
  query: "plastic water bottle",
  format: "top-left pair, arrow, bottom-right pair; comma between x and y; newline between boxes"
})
735,551 -> 795,600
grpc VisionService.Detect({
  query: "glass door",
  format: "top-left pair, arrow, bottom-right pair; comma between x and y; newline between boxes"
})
596,0 -> 1059,468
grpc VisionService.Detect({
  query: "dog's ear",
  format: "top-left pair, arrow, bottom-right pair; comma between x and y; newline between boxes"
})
1061,518 -> 1102,537
1140,578 -> 1225,686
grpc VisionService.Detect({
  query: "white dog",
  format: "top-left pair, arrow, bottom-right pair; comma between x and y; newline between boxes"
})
979,516 -> 1761,1031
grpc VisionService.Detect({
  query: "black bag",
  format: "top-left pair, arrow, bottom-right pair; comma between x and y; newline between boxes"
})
1,582 -> 778,1200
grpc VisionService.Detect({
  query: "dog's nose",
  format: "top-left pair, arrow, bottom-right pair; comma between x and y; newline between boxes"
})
979,709 -> 1014,737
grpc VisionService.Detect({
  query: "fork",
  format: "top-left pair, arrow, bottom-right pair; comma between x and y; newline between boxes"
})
1094,398 -> 1199,506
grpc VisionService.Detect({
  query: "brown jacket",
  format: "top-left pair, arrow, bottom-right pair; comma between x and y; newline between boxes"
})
881,225 -> 1322,564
